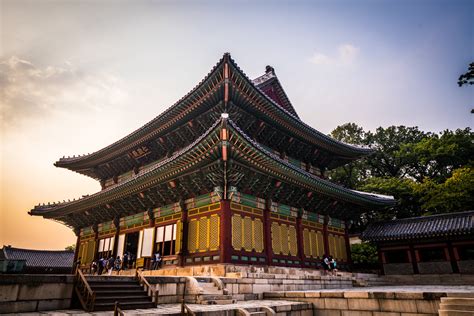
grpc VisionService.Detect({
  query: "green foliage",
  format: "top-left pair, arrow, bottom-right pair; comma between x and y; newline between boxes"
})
329,124 -> 474,231
351,242 -> 378,265
65,244 -> 76,251
458,62 -> 474,86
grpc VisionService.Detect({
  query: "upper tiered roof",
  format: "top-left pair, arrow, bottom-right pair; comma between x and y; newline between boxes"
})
31,115 -> 395,229
54,53 -> 373,180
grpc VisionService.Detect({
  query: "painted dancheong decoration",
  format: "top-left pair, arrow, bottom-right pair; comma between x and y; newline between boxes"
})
30,53 -> 395,269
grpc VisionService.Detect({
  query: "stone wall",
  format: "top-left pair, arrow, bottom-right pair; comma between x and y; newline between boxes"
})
383,263 -> 413,275
417,262 -> 453,274
457,260 -> 474,274
264,290 -> 444,316
0,275 -> 74,314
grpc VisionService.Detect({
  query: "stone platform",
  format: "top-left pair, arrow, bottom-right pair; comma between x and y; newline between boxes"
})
8,300 -> 313,315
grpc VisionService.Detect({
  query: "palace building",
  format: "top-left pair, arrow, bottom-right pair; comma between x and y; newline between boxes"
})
30,53 -> 395,270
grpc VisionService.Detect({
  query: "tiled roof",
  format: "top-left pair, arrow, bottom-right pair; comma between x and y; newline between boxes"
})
2,246 -> 74,268
362,211 -> 474,242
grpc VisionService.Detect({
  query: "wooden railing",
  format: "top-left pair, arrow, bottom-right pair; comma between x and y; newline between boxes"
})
74,269 -> 96,312
136,269 -> 159,306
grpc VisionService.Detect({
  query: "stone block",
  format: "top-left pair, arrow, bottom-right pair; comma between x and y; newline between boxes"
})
225,272 -> 242,278
286,291 -> 306,298
157,283 -> 177,296
274,304 -> 292,312
343,292 -> 369,299
252,284 -> 271,294
239,284 -> 253,294
379,299 -> 417,313
321,292 -> 345,298
314,310 -> 342,316
0,284 -> 20,302
342,311 -> 373,316
347,298 -> 380,311
307,298 -> 325,309
401,314 -> 437,316
0,300 -> 38,314
36,299 -> 71,311
373,313 -> 400,316
415,299 -> 439,314
394,292 -> 424,300
237,278 -> 255,284
371,292 -> 395,299
418,262 -> 452,274
210,265 -> 225,276
254,278 -> 269,284
17,283 -> 73,301
304,291 -> 320,298
158,295 -> 179,304
324,298 -> 348,310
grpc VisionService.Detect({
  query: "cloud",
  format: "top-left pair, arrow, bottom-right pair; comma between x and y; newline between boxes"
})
0,56 -> 128,128
308,44 -> 360,66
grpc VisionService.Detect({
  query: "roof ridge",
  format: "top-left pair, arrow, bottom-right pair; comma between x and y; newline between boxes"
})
4,246 -> 74,253
227,118 -> 395,206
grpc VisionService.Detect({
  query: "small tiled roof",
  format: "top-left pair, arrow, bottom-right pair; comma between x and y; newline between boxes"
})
2,246 -> 74,268
362,211 -> 474,242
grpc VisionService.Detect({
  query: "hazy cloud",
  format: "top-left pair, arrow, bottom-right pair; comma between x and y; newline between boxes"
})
309,44 -> 360,66
0,56 -> 128,127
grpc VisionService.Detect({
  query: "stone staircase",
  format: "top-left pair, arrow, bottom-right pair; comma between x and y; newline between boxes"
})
84,276 -> 155,311
439,293 -> 474,316
190,277 -> 236,305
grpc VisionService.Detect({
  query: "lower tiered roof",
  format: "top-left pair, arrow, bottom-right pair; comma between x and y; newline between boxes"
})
31,115 -> 395,229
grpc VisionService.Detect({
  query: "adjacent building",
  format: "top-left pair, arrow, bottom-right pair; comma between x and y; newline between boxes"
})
362,211 -> 474,274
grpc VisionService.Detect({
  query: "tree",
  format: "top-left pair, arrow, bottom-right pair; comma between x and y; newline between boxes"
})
458,62 -> 474,86
351,242 -> 378,265
65,244 -> 76,252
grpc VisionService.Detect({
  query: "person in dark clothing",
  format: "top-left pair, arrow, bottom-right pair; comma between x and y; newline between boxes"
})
98,258 -> 105,275
122,252 -> 129,270
321,254 -> 331,275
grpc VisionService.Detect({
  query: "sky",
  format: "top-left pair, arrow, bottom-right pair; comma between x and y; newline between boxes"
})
1,0 -> 473,250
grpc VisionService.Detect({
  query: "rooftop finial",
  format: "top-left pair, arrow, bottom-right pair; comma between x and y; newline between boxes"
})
265,65 -> 275,74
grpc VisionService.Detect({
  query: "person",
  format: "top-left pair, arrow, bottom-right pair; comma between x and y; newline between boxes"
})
122,252 -> 129,270
107,256 -> 114,275
98,258 -> 105,275
329,257 -> 338,276
152,252 -> 162,270
114,256 -> 122,271
91,261 -> 98,275
322,254 -> 331,275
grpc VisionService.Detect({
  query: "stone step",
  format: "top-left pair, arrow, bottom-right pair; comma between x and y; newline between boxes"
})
94,289 -> 147,297
441,298 -> 474,305
199,299 -> 236,305
249,312 -> 266,316
94,295 -> 151,304
440,304 -> 474,312
94,300 -> 155,311
198,294 -> 233,301
447,293 -> 474,298
439,310 -> 474,316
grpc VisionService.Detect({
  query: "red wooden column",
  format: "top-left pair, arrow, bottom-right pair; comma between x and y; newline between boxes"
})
112,216 -> 120,258
264,199 -> 274,266
296,213 -> 305,268
409,244 -> 419,274
323,215 -> 330,256
344,222 -> 352,266
220,199 -> 232,263
93,223 -> 99,262
179,200 -> 189,267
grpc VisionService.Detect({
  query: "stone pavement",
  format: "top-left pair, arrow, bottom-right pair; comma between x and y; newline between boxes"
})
7,300 -> 312,315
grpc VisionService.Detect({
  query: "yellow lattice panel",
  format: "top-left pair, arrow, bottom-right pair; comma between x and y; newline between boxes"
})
232,214 -> 242,250
188,219 -> 198,253
175,220 -> 182,254
309,230 -> 315,257
243,216 -> 253,252
209,215 -> 220,251
253,218 -> 264,253
316,231 -> 324,257
340,236 -> 347,261
271,222 -> 281,254
198,217 -> 208,252
288,225 -> 298,256
85,240 -> 95,264
280,224 -> 289,255
303,228 -> 310,258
